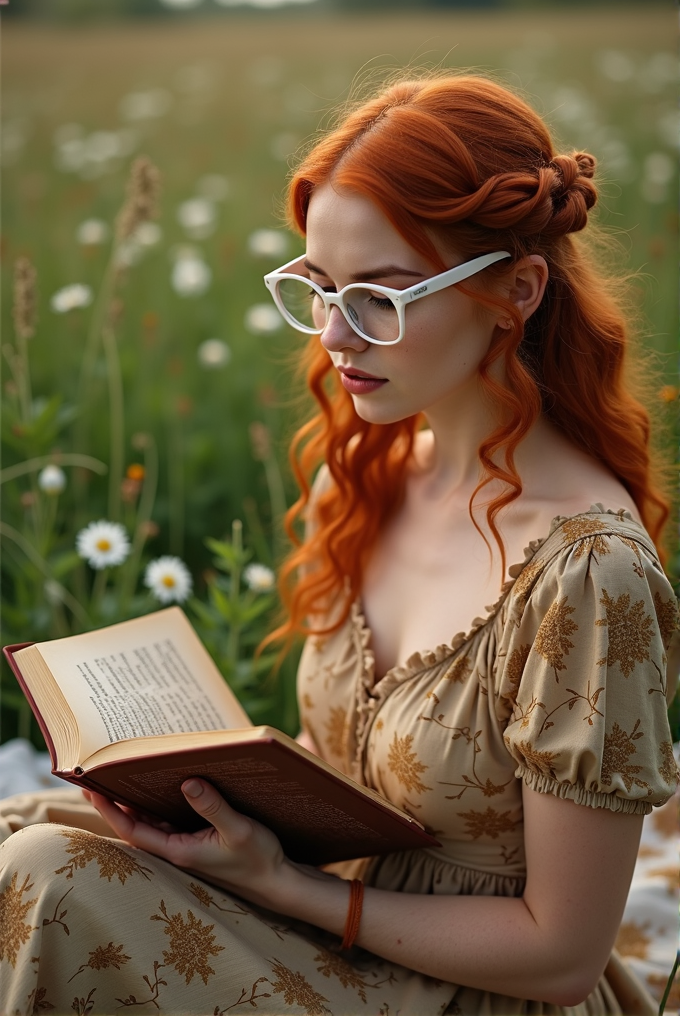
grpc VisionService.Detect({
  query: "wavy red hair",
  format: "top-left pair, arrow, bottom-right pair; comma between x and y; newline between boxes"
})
265,73 -> 670,648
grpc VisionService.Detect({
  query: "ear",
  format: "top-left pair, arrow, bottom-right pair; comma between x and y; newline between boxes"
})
502,255 -> 549,324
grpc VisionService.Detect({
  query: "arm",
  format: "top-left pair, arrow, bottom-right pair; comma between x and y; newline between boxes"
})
89,778 -> 643,1007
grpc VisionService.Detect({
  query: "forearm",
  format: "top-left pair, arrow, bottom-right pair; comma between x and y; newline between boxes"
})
272,862 -> 586,1006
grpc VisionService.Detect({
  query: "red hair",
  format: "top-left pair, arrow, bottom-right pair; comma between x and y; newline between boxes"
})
266,74 -> 670,647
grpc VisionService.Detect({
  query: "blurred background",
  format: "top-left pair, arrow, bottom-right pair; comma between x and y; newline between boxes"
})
2,0 -> 678,746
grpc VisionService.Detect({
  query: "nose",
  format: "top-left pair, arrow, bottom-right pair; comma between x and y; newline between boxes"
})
319,306 -> 370,354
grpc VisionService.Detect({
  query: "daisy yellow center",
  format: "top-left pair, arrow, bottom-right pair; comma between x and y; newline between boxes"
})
96,539 -> 112,551
162,576 -> 176,588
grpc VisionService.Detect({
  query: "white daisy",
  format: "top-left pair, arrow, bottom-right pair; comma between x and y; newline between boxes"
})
197,338 -> 231,369
171,255 -> 212,296
51,283 -> 93,313
76,520 -> 131,569
243,562 -> 275,592
145,556 -> 193,604
244,303 -> 283,334
38,464 -> 66,494
77,218 -> 109,245
247,228 -> 289,259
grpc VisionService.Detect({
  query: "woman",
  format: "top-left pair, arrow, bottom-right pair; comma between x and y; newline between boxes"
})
1,73 -> 677,1015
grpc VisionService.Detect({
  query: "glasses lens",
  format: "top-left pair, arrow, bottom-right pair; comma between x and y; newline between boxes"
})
276,278 -> 324,331
343,288 -> 400,343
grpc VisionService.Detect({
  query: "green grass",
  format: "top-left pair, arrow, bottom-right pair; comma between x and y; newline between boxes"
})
2,5 -> 678,743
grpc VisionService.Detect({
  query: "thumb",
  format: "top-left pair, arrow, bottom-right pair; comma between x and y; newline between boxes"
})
181,779 -> 250,840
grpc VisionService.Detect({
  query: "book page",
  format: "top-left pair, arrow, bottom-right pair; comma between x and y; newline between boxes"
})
34,607 -> 251,760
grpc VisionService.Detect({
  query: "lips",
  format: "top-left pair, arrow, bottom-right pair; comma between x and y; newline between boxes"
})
337,365 -> 388,395
337,366 -> 386,381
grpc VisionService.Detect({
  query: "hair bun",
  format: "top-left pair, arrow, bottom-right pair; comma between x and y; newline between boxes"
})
548,151 -> 598,234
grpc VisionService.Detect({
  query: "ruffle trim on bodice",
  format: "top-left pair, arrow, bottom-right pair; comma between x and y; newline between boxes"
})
348,505 -> 655,783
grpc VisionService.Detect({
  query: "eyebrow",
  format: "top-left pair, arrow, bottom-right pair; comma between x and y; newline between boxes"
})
303,259 -> 424,283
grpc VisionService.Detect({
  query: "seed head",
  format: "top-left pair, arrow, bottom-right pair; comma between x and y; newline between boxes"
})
116,156 -> 161,242
13,257 -> 37,340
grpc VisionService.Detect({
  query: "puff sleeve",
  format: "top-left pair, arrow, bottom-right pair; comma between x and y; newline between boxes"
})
498,525 -> 679,814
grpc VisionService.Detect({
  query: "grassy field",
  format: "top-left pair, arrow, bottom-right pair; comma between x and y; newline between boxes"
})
2,5 -> 678,742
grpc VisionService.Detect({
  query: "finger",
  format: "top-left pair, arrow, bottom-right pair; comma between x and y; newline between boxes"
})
88,791 -> 174,856
181,779 -> 251,845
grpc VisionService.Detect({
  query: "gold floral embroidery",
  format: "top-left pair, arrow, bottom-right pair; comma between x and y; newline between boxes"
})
647,865 -> 680,894
56,831 -> 153,883
601,720 -> 651,794
444,653 -> 471,683
503,644 -> 531,701
314,947 -> 374,1003
302,693 -> 314,711
657,741 -> 679,786
68,942 -> 131,982
534,596 -> 578,678
213,979 -> 272,1013
71,988 -> 96,1015
513,561 -> 544,607
513,739 -> 561,779
116,962 -> 166,1008
387,733 -> 432,794
0,871 -> 37,967
653,591 -> 680,650
457,807 -> 517,840
151,900 -> 224,985
27,985 -> 55,1012
647,973 -> 680,1010
561,518 -> 611,559
652,800 -> 679,838
615,920 -> 652,959
324,705 -> 348,759
188,882 -> 249,914
595,589 -> 655,677
269,959 -> 331,1014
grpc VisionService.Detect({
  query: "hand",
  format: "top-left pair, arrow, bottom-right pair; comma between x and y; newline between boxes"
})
86,780 -> 290,907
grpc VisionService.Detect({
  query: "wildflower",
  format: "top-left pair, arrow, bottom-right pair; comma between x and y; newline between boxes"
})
171,255 -> 211,297
131,432 -> 153,450
13,257 -> 37,339
116,156 -> 161,242
247,229 -> 288,258
138,520 -> 160,540
50,284 -> 93,313
126,463 -> 145,481
135,222 -> 162,246
38,464 -> 66,494
121,477 -> 142,503
197,339 -> 231,368
76,520 -> 131,570
243,562 -> 275,592
177,198 -> 216,240
659,385 -> 679,403
249,421 -> 270,461
244,303 -> 282,334
145,556 -> 192,604
77,219 -> 110,245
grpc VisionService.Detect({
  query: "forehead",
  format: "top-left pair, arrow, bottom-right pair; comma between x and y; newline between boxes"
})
305,182 -> 422,268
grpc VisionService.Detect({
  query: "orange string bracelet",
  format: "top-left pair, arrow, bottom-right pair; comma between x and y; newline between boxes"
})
341,878 -> 364,950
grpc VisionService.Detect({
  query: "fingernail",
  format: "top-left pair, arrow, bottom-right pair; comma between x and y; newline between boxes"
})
182,779 -> 203,799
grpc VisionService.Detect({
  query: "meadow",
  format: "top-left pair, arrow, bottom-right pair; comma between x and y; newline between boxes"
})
2,4 -> 678,745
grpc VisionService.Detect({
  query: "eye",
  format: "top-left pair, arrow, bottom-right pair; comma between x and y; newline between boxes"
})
367,295 -> 394,310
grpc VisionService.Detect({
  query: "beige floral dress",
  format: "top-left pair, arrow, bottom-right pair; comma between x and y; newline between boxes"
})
1,506 -> 678,1015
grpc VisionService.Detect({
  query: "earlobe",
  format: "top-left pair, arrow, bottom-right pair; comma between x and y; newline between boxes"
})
509,255 -> 549,323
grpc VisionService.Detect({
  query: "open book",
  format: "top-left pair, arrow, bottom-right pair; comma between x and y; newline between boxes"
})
4,607 -> 439,865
